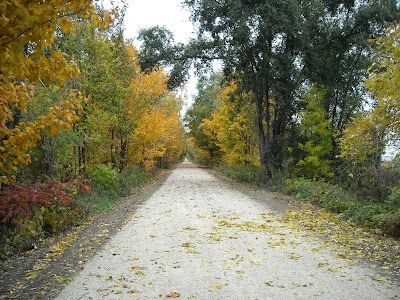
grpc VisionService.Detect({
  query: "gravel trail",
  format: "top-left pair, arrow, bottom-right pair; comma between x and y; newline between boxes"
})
56,164 -> 399,300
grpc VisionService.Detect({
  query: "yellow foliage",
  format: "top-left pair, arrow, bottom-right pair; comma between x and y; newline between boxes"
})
341,25 -> 400,163
0,1 -> 112,185
130,106 -> 184,170
201,82 -> 258,166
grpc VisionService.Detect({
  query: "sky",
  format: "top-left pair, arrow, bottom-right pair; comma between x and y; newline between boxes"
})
106,0 -> 198,113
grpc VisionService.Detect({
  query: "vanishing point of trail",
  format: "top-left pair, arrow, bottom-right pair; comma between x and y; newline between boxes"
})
56,162 -> 399,299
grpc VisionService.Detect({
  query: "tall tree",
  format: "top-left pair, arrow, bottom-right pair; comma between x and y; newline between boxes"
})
302,0 -> 398,134
137,26 -> 190,90
341,25 -> 400,167
183,0 -> 302,181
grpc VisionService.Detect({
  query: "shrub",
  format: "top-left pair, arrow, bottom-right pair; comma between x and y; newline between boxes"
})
76,166 -> 148,216
90,165 -> 117,190
284,178 -> 326,201
385,187 -> 400,208
0,180 -> 83,258
116,166 -> 147,197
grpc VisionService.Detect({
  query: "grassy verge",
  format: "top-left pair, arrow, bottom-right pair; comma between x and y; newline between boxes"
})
216,164 -> 263,185
215,164 -> 400,238
284,178 -> 400,237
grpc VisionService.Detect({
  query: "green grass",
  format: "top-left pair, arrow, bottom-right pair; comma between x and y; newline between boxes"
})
216,164 -> 400,237
216,164 -> 262,185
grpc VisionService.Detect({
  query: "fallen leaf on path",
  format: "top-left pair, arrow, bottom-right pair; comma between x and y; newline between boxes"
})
166,291 -> 180,298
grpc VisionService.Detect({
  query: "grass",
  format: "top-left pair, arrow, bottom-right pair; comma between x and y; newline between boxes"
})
216,164 -> 263,185
215,164 -> 400,238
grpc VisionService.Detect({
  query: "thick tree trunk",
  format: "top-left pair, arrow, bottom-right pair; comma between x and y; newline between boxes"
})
254,89 -> 272,183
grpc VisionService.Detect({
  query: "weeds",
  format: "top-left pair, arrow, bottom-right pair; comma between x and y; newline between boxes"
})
284,178 -> 400,237
217,165 -> 400,237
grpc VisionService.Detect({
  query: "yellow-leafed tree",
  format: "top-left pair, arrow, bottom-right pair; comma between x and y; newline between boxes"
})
0,1 -> 112,185
130,105 -> 184,170
201,82 -> 259,166
341,25 -> 400,166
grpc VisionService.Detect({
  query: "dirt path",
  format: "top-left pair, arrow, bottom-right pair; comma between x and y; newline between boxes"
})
54,163 -> 399,300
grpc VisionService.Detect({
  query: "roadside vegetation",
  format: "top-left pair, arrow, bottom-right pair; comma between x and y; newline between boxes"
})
0,2 -> 184,259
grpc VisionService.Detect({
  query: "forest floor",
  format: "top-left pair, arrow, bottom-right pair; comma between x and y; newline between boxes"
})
1,162 -> 399,299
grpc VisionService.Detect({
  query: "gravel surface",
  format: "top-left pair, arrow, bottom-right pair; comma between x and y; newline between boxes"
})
55,163 -> 399,300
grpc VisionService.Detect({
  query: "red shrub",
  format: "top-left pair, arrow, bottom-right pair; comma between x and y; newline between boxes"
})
0,180 -> 73,226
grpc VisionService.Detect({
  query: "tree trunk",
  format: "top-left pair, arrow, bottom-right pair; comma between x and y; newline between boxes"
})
254,88 -> 272,183
110,127 -> 117,169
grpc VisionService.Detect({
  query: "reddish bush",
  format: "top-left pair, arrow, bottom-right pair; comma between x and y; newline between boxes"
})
0,180 -> 79,226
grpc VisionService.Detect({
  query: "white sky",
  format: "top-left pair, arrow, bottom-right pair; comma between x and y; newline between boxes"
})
106,0 -> 198,113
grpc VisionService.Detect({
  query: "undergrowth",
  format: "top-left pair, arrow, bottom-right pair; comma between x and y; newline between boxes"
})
0,166 -> 148,259
216,164 -> 400,237
76,165 -> 148,216
284,178 -> 400,237
216,164 -> 262,185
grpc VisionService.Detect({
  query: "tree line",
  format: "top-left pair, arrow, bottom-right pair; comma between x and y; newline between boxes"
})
0,2 -> 185,186
0,1 -> 185,256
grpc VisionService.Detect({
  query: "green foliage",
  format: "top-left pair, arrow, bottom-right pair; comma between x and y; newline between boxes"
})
137,26 -> 190,90
90,165 -> 117,190
216,165 -> 262,185
385,187 -> 400,208
76,166 -> 148,216
283,177 -> 400,236
296,86 -> 333,178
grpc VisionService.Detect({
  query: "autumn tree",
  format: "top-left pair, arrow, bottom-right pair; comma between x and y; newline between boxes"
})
0,1 -> 112,185
185,74 -> 223,165
202,82 -> 258,167
296,87 -> 333,178
341,25 -> 400,167
130,104 -> 184,170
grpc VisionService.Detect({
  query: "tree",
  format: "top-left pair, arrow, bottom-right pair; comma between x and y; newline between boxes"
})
183,0 -> 398,182
296,87 -> 333,178
137,26 -> 190,89
302,0 -> 399,135
183,0 -> 302,181
341,25 -> 400,167
0,1 -> 112,185
201,82 -> 258,167
185,73 -> 223,165
130,103 -> 184,170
